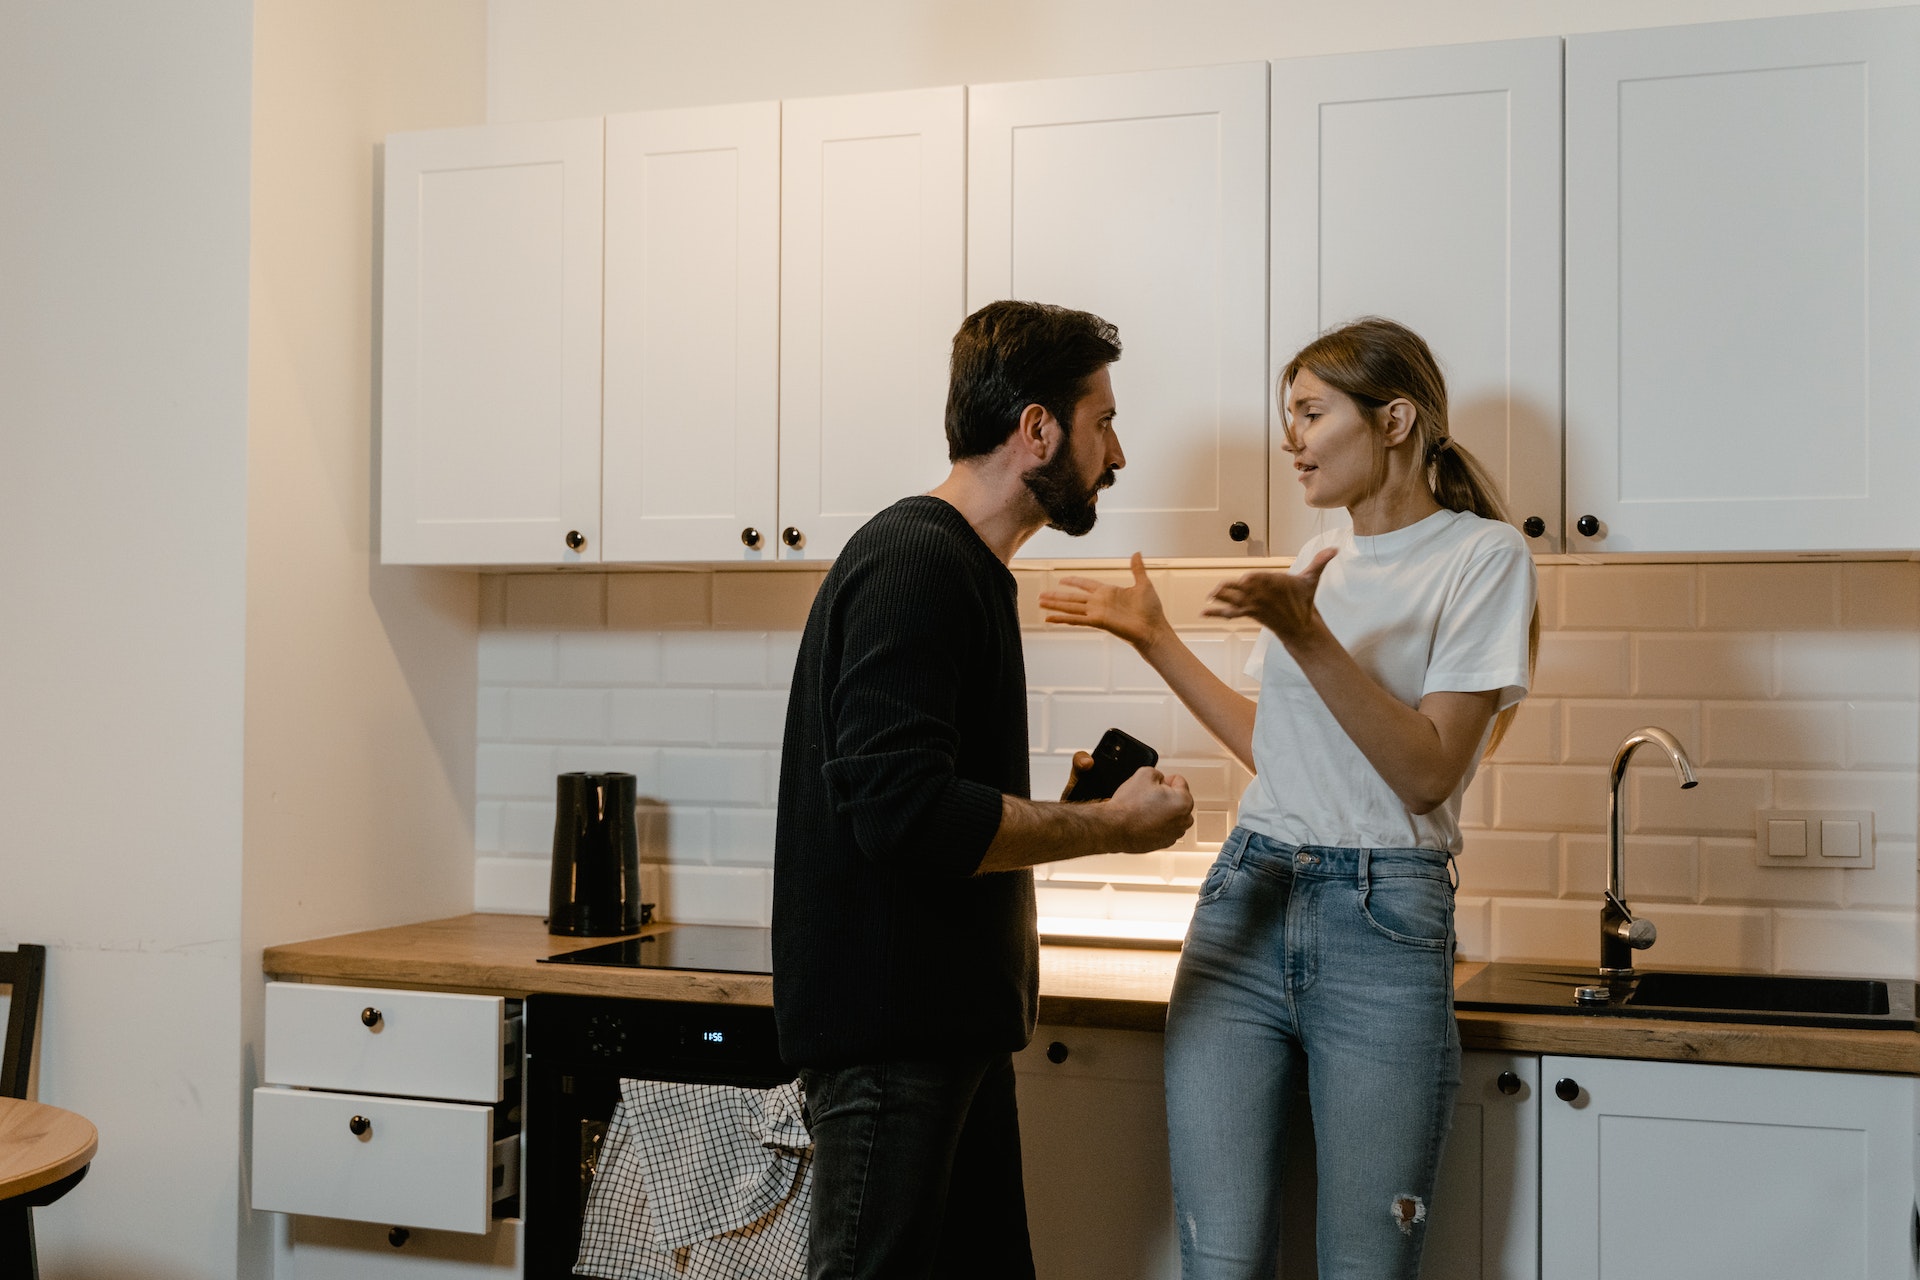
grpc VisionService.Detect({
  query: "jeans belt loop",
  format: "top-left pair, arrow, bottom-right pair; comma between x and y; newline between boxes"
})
1356,846 -> 1372,893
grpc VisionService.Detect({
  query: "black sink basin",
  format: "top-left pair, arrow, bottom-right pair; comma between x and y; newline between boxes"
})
1454,963 -> 1917,1030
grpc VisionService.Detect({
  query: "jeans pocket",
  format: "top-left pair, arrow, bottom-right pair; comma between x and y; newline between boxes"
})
1194,856 -> 1239,907
1356,872 -> 1452,949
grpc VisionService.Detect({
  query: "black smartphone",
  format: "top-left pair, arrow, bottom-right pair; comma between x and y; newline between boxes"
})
1061,727 -> 1160,802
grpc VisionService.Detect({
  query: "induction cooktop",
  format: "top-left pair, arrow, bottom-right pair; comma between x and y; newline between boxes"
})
538,924 -> 774,975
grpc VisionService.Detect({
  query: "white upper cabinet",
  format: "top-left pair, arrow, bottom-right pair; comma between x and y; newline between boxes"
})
380,119 -> 604,566
1270,38 -> 1563,555
969,64 -> 1271,560
779,87 -> 967,561
601,103 -> 781,562
1565,8 -> 1920,552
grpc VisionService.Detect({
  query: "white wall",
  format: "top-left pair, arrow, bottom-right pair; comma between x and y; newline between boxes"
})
485,0 -> 1917,121
0,2 -> 254,1276
242,1 -> 488,1275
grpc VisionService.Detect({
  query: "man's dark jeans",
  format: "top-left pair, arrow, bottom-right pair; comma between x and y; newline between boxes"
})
798,1053 -> 1035,1280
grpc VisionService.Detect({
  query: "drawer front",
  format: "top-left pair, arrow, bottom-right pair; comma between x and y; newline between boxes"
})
286,1216 -> 521,1279
266,982 -> 506,1101
252,1087 -> 498,1233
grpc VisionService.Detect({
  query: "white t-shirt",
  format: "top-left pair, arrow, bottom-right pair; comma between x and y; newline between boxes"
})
1236,508 -> 1536,855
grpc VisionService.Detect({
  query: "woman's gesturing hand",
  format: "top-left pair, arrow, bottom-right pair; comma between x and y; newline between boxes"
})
1202,547 -> 1337,639
1039,552 -> 1169,651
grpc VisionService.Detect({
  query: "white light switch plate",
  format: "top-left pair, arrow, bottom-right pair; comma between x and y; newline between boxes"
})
1754,809 -> 1875,868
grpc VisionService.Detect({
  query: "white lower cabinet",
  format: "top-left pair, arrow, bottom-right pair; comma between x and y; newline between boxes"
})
1540,1055 -> 1919,1280
284,1217 -> 521,1280
1015,1025 -> 1182,1280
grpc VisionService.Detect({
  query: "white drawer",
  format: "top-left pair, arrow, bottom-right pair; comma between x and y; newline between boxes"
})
266,982 -> 507,1102
286,1216 -> 521,1279
251,1087 -> 506,1234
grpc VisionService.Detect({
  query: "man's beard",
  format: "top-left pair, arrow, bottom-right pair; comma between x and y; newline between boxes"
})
1024,445 -> 1116,537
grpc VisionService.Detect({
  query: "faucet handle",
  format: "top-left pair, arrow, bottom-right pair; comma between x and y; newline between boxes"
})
1625,916 -> 1657,950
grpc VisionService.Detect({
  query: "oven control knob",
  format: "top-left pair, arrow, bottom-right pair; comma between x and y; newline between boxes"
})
586,1013 -> 629,1060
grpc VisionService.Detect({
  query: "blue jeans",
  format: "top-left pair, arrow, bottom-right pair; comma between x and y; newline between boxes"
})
797,1053 -> 1035,1280
1166,828 -> 1461,1280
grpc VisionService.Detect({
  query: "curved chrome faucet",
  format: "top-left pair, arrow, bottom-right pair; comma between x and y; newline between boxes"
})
1601,727 -> 1698,978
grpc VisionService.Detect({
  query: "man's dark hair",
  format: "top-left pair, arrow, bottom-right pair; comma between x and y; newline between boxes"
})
944,300 -> 1121,461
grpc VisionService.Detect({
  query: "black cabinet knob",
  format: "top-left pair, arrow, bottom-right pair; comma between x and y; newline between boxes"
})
781,527 -> 804,549
1554,1078 -> 1581,1103
1521,516 -> 1546,539
1575,515 -> 1600,538
565,529 -> 587,551
387,1227 -> 411,1249
349,1114 -> 372,1137
1228,521 -> 1250,543
1045,1041 -> 1069,1064
741,527 -> 763,549
360,1007 -> 381,1029
1497,1071 -> 1523,1096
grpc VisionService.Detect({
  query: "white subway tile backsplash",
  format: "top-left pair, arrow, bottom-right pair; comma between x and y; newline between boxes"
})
1775,632 -> 1920,699
1456,830 -> 1557,897
1023,631 -> 1112,690
1030,753 -> 1074,803
715,691 -> 790,747
477,688 -> 508,739
1489,899 -> 1594,963
1773,909 -> 1914,978
663,631 -> 770,687
1702,703 -> 1847,769
1848,703 -> 1920,769
1770,771 -> 1916,841
1558,565 -> 1695,630
611,689 -> 714,745
711,809 -> 778,867
1493,766 -> 1609,832
1562,833 -> 1697,903
1698,837 -> 1844,907
1561,700 -> 1700,766
504,574 -> 605,629
476,563 -> 1917,965
657,750 -> 771,806
478,632 -> 557,685
1050,694 -> 1172,755
476,744 -> 557,799
1635,904 -> 1771,971
501,801 -> 557,856
557,631 -> 663,686
1533,632 -> 1631,697
508,688 -> 610,742
1628,768 -> 1768,837
1633,633 -> 1772,699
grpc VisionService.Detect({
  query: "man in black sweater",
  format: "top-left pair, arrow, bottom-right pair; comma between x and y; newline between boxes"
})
774,301 -> 1194,1279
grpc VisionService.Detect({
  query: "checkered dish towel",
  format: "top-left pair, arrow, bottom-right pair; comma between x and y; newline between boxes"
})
575,1077 -> 812,1280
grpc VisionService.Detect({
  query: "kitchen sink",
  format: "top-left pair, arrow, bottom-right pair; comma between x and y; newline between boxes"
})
1453,963 -> 1917,1030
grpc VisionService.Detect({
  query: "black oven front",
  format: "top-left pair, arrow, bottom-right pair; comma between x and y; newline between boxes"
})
523,993 -> 791,1278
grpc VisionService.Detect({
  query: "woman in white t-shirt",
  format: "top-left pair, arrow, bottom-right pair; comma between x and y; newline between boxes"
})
1041,317 -> 1537,1280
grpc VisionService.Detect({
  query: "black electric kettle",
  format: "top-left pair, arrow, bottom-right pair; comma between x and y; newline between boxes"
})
548,771 -> 644,936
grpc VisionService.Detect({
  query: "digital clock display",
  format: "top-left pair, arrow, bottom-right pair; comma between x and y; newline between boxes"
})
701,1029 -> 726,1045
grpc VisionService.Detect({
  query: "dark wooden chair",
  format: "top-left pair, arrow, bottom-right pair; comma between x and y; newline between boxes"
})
1,944 -> 87,1279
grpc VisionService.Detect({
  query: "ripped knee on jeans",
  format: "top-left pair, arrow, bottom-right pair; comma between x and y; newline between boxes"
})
1391,1195 -> 1427,1236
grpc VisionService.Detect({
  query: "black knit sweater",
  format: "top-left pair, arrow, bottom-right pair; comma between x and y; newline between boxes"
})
772,496 -> 1036,1067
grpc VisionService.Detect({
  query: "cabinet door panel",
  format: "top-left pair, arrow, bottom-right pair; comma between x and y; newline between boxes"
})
1566,9 -> 1920,551
1271,39 -> 1562,554
970,64 -> 1270,560
1014,1026 -> 1180,1280
1541,1056 -> 1918,1280
780,87 -> 966,561
381,119 -> 603,565
603,103 -> 780,561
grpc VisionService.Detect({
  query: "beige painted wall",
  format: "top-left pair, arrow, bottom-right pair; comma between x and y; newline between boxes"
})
485,0 -> 1917,121
0,2 -> 253,1276
243,0 -> 488,1272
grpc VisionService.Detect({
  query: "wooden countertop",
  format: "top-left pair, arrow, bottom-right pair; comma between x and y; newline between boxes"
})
263,914 -> 1920,1075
